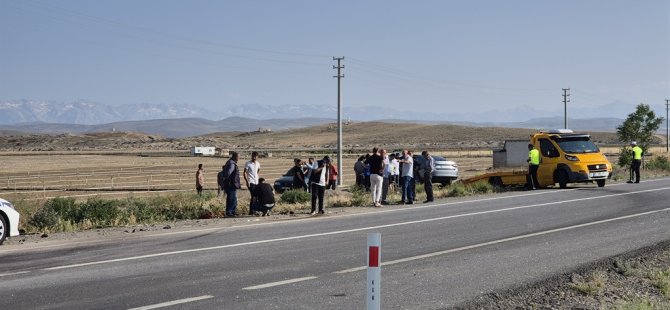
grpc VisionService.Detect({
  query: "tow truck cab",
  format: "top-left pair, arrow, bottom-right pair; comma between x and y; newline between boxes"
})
530,129 -> 612,188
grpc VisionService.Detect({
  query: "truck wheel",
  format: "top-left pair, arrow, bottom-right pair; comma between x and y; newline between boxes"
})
0,214 -> 7,245
596,179 -> 606,187
557,170 -> 568,189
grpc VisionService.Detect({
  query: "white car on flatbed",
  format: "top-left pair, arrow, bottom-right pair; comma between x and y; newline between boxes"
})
0,198 -> 20,245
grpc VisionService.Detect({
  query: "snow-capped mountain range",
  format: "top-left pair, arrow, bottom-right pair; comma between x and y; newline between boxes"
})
1,99 -> 662,126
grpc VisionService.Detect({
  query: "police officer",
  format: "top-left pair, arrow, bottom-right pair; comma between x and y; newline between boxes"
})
630,141 -> 643,183
527,143 -> 540,189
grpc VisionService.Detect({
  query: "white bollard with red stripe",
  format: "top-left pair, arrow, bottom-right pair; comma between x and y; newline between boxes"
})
367,233 -> 381,310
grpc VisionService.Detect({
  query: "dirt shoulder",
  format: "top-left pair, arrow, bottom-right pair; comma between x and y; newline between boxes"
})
455,240 -> 670,309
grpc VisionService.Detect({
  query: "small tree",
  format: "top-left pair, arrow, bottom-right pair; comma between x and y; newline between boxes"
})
616,103 -> 663,160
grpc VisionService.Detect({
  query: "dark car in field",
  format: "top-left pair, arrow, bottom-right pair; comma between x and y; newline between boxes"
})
273,168 -> 295,193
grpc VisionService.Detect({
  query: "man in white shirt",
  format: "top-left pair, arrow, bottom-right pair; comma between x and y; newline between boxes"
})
243,151 -> 261,215
310,156 -> 329,215
381,150 -> 392,205
398,150 -> 414,204
390,154 -> 400,190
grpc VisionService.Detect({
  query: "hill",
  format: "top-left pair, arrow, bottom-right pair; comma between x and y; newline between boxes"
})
0,121 -> 624,152
0,117 -> 334,138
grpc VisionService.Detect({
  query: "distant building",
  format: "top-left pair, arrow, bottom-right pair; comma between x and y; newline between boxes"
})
190,146 -> 216,156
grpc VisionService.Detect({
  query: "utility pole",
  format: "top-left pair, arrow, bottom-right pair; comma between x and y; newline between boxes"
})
333,57 -> 345,185
562,88 -> 570,129
666,99 -> 669,153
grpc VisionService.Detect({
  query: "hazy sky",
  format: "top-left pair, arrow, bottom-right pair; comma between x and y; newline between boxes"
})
1,0 -> 668,114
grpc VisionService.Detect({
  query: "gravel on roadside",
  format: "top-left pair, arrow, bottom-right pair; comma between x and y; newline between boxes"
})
455,240 -> 670,309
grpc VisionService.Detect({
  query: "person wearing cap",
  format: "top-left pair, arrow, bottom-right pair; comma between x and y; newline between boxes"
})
630,141 -> 643,183
527,144 -> 540,189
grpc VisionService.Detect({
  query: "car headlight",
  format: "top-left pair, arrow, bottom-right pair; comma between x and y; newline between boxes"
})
564,154 -> 579,162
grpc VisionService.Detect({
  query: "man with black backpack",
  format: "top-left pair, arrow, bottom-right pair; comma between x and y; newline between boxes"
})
223,152 -> 241,217
217,165 -> 226,198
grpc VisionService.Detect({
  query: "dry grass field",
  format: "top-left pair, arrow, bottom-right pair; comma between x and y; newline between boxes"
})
0,153 -> 491,201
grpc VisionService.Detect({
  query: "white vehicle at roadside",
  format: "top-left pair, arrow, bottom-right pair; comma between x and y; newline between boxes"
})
0,198 -> 20,245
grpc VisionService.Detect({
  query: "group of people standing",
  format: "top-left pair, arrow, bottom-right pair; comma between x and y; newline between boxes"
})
355,148 -> 436,207
195,151 -> 275,218
289,157 -> 339,192
194,148 -> 440,217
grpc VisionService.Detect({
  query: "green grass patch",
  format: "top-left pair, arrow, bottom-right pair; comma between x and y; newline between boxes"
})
570,271 -> 608,296
646,267 -> 670,299
280,190 -> 311,204
614,298 -> 662,310
614,258 -> 640,277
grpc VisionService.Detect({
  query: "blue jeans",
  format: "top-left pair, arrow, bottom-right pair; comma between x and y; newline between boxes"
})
225,188 -> 237,214
401,176 -> 414,202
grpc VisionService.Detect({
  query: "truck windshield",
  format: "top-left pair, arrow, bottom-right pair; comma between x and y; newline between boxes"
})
555,137 -> 600,154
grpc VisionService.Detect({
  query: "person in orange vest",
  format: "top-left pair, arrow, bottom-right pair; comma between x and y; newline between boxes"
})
527,144 -> 540,190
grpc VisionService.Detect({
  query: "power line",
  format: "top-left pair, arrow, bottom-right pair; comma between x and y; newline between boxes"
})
27,0 -> 332,59
5,1 -> 330,67
348,57 -> 553,93
571,89 -> 620,102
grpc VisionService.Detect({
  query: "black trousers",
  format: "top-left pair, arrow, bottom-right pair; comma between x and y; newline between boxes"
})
632,159 -> 641,183
528,165 -> 540,189
247,183 -> 257,214
424,171 -> 433,201
311,183 -> 325,212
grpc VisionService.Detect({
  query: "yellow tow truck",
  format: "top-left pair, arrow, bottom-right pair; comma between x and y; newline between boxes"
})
464,130 -> 612,188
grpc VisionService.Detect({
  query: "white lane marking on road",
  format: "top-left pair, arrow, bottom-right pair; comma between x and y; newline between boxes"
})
8,177 -> 670,254
0,271 -> 31,277
42,186 -> 670,271
127,295 -> 214,310
242,276 -> 319,290
334,207 -> 670,274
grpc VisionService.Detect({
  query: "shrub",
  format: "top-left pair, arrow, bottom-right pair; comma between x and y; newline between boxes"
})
647,156 -> 670,171
28,205 -> 58,232
124,198 -> 158,223
468,181 -> 493,194
618,147 -> 633,167
44,197 -> 78,223
347,184 -> 369,207
280,189 -> 311,204
79,198 -> 122,228
446,183 -> 468,197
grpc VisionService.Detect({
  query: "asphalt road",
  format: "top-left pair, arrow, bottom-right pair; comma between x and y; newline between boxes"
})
2,178 -> 670,309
